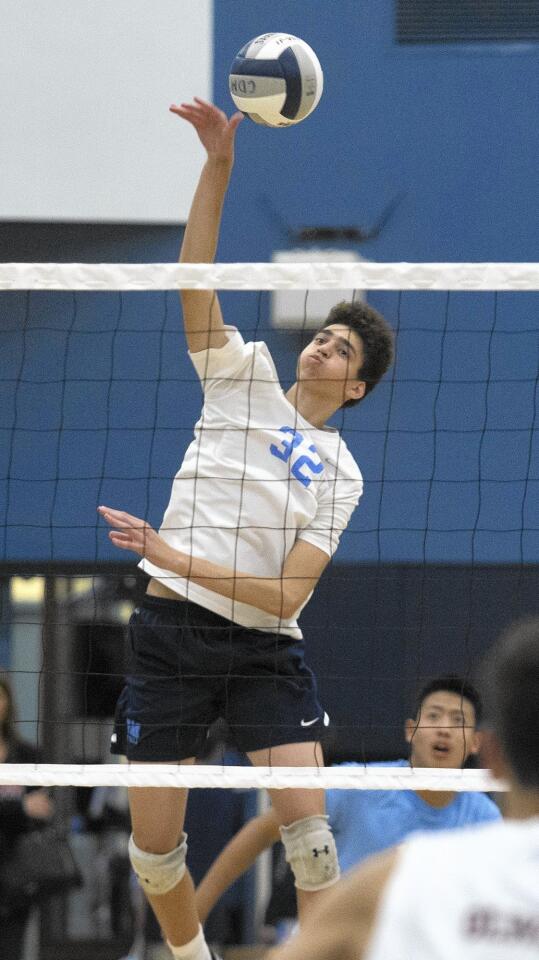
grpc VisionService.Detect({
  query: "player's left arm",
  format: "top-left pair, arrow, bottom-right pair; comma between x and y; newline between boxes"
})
196,808 -> 281,922
267,848 -> 398,960
97,506 -> 330,618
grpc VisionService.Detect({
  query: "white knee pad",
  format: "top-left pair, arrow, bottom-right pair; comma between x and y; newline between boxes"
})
280,815 -> 340,891
128,832 -> 188,896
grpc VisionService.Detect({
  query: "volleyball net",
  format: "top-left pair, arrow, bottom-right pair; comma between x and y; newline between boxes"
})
1,259 -> 538,793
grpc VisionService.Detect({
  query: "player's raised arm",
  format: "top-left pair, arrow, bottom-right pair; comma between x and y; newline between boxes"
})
169,98 -> 243,353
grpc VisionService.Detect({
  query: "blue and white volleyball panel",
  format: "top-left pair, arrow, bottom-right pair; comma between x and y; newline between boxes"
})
229,33 -> 323,127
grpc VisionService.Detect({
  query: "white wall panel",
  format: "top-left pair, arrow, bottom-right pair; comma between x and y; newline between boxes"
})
0,0 -> 212,222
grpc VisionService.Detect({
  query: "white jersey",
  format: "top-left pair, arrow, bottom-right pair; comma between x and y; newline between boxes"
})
366,817 -> 539,960
140,327 -> 363,637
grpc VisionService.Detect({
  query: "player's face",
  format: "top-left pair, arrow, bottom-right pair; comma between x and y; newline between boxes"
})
405,691 -> 480,768
298,324 -> 366,403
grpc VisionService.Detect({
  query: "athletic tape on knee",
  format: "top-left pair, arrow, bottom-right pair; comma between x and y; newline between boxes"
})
128,832 -> 188,896
280,815 -> 340,891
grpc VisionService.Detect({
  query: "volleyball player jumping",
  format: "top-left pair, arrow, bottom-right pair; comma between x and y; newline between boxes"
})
98,98 -> 393,960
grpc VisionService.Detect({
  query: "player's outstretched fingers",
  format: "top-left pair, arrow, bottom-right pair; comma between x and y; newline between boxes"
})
228,112 -> 244,131
170,98 -> 242,130
169,103 -> 203,123
193,97 -> 217,113
108,532 -> 131,547
98,506 -> 146,530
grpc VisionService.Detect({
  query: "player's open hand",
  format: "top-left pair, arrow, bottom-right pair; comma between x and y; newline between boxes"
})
98,506 -> 163,563
169,97 -> 243,162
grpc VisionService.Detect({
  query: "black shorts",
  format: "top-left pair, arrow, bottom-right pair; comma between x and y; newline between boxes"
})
111,595 -> 326,761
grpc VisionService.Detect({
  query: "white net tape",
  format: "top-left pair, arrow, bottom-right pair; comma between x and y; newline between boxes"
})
0,763 -> 507,791
0,261 -> 538,290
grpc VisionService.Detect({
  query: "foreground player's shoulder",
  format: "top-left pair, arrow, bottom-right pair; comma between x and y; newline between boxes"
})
402,815 -> 505,868
364,820 -> 537,960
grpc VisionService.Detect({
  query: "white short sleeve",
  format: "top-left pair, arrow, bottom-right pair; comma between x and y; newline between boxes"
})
189,325 -> 277,394
297,474 -> 363,558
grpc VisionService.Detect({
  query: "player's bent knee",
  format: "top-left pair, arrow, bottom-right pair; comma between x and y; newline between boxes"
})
128,832 -> 188,896
280,815 -> 340,891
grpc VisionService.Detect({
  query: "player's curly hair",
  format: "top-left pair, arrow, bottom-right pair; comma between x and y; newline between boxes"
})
324,301 -> 394,408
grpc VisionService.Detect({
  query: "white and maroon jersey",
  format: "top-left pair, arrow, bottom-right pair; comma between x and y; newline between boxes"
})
366,817 -> 539,960
140,327 -> 363,637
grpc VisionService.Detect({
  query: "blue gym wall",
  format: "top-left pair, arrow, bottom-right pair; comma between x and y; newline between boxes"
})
1,0 -> 538,569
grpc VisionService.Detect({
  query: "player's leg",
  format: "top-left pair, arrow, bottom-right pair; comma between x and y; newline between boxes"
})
248,740 -> 337,920
114,595 -> 218,959
127,772 -> 201,950
229,628 -> 338,921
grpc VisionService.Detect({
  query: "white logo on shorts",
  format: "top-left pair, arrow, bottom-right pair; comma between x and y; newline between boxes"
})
301,712 -> 329,728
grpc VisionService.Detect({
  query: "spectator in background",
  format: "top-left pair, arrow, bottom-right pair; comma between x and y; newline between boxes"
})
0,676 -> 54,960
195,676 -> 500,934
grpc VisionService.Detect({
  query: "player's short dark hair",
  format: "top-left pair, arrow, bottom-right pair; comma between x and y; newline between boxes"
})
481,617 -> 539,789
413,675 -> 482,727
323,300 -> 394,408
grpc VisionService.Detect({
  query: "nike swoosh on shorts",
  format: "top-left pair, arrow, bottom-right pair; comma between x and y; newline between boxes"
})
300,712 -> 330,728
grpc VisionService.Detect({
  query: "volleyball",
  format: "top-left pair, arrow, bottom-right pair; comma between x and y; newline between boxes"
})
229,33 -> 323,127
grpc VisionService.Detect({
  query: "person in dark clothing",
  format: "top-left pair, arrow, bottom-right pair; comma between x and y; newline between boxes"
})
0,676 -> 54,960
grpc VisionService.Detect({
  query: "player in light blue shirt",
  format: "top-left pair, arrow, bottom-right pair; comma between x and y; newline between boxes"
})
328,757 -> 499,872
328,674 -> 500,870
194,676 -> 501,924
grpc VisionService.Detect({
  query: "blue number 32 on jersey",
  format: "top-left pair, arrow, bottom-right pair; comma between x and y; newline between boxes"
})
269,427 -> 324,488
